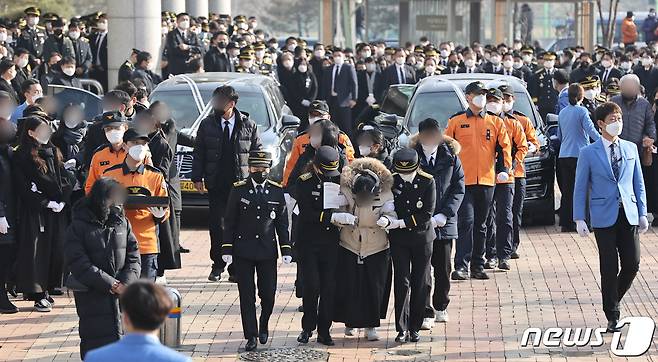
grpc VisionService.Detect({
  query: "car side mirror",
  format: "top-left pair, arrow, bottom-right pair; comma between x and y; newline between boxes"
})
546,113 -> 558,126
282,114 -> 301,128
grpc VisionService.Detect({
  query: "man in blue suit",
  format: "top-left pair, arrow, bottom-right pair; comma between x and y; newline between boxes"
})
573,102 -> 648,333
85,281 -> 190,362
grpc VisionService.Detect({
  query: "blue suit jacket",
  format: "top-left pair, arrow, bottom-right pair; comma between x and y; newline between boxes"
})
573,138 -> 647,228
85,334 -> 190,362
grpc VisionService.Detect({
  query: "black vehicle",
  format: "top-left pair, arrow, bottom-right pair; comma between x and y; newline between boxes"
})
149,73 -> 300,207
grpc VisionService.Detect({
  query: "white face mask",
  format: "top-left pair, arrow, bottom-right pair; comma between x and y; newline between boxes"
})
421,143 -> 438,155
395,57 -> 405,65
366,63 -> 376,72
399,171 -> 417,182
128,144 -> 149,161
298,65 -> 308,73
178,20 -> 190,30
310,135 -> 322,148
282,60 -> 293,69
62,67 -> 75,76
334,57 -> 345,66
544,60 -> 555,69
97,22 -> 108,31
503,60 -> 514,69
105,129 -> 125,144
440,49 -> 450,58
287,44 -> 296,52
471,94 -> 487,109
605,121 -> 623,137
161,27 -> 169,35
29,93 -> 42,104
0,33 -> 6,42
502,101 -> 514,112
584,89 -> 597,100
601,60 -> 612,69
513,61 -> 523,69
69,31 -> 80,40
490,56 -> 501,65
358,145 -> 372,157
486,102 -> 503,114
255,50 -> 265,58
17,58 -> 29,69
314,50 -> 325,58
642,58 -> 653,67
64,119 -> 80,129
522,55 -> 532,63
621,61 -> 631,70
464,59 -> 475,68
28,17 -> 39,27
425,66 -> 435,74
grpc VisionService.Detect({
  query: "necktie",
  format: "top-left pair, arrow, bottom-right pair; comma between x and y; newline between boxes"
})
223,121 -> 231,149
610,143 -> 620,180
256,185 -> 263,194
604,69 -> 609,83
332,65 -> 340,94
429,156 -> 434,168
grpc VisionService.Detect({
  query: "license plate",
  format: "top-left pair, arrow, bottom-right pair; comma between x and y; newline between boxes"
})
180,180 -> 200,193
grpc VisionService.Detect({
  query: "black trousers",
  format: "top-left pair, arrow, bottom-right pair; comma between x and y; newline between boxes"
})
593,209 -> 640,321
423,238 -> 452,317
512,178 -> 526,252
0,244 -> 14,298
329,96 -> 354,139
298,244 -> 338,335
559,157 -> 578,229
485,183 -> 514,260
391,239 -> 432,333
455,185 -> 494,271
234,256 -> 277,339
207,187 -> 234,275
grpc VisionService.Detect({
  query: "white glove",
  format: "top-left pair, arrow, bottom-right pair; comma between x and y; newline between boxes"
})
282,255 -> 292,264
385,219 -> 406,230
639,216 -> 649,234
222,254 -> 233,264
527,143 -> 537,154
31,182 -> 42,194
47,201 -> 65,213
0,217 -> 9,234
64,159 -> 77,170
496,172 -> 509,183
148,207 -> 167,219
433,213 -> 448,228
376,216 -> 390,228
366,93 -> 376,105
301,99 -> 311,107
575,220 -> 589,237
331,212 -> 357,225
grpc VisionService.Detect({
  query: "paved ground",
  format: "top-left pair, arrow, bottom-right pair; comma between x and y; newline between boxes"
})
1,209 -> 658,361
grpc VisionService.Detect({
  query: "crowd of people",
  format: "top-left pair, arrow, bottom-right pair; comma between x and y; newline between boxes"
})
0,5 -> 655,360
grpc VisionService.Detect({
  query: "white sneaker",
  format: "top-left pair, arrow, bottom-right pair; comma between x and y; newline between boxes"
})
420,317 -> 435,330
34,299 -> 52,312
365,328 -> 379,341
344,327 -> 355,336
435,310 -> 449,323
155,275 -> 167,285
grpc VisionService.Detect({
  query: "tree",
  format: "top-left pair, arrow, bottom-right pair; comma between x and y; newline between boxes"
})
1,0 -> 74,20
596,0 -> 620,47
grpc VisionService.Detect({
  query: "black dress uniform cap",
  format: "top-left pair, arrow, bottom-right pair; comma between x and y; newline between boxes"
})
123,128 -> 150,143
309,100 -> 330,115
393,148 -> 420,173
248,150 -> 273,167
552,69 -> 569,84
24,7 -> 41,16
100,111 -> 127,128
580,75 -> 601,88
314,146 -> 340,177
487,87 -> 503,100
464,81 -> 487,95
543,51 -> 557,60
498,84 -> 514,97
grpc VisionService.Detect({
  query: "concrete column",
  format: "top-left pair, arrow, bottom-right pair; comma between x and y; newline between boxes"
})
399,0 -> 411,46
209,0 -> 231,15
107,0 -> 162,89
320,0 -> 333,46
186,0 -> 208,17
162,0 -> 185,13
469,1 -> 481,43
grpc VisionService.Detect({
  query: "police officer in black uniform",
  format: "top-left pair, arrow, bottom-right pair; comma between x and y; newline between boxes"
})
387,148 -> 436,343
580,75 -> 606,122
17,7 -> 47,62
118,49 -> 139,84
221,150 -> 291,352
529,51 -> 559,120
294,146 -> 342,346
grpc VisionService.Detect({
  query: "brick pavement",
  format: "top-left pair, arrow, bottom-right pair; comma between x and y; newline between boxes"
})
1,217 -> 658,361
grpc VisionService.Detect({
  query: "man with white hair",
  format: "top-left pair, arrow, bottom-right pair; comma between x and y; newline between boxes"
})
612,73 -> 658,223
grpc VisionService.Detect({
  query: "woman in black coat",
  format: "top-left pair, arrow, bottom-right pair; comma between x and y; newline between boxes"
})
289,59 -> 318,126
65,177 -> 141,359
51,104 -> 87,205
0,119 -> 18,314
412,118 -> 465,325
13,116 -> 73,312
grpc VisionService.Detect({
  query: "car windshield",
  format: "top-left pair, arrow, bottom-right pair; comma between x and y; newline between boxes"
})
380,86 -> 414,117
150,90 -> 202,129
513,91 -> 539,127
199,90 -> 270,129
407,91 -> 464,132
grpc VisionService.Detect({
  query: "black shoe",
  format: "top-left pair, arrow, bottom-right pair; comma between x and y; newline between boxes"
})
48,288 -> 63,296
470,269 -> 489,280
510,251 -> 520,259
297,305 -> 304,312
258,331 -> 268,344
258,318 -> 269,344
498,259 -> 511,271
245,337 -> 258,351
484,258 -> 497,269
6,284 -> 17,298
179,245 -> 191,253
297,330 -> 312,343
0,296 -> 18,314
208,268 -> 221,282
409,331 -> 420,342
395,331 -> 408,343
451,268 -> 469,280
227,275 -> 238,283
607,320 -> 621,333
317,334 -> 334,346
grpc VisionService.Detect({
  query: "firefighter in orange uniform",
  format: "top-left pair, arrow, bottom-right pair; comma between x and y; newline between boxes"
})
102,128 -> 169,280
443,81 -> 511,281
84,111 -> 129,194
483,87 -> 527,272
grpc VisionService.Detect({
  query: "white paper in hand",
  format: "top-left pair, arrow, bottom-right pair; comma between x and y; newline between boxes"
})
323,182 -> 343,209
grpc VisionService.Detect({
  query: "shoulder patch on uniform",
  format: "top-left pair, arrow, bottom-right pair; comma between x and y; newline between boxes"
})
233,180 -> 247,187
449,110 -> 466,119
299,172 -> 312,181
417,169 -> 434,179
266,179 -> 282,188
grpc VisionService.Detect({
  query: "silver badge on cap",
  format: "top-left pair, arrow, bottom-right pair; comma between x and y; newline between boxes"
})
270,211 -> 276,219
417,200 -> 423,208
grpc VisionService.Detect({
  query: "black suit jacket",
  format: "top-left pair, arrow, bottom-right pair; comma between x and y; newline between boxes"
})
90,32 -> 108,70
482,62 -> 503,74
598,67 -> 623,85
497,68 -> 525,80
165,29 -> 202,75
458,66 -> 483,74
320,63 -> 358,106
203,46 -> 232,72
71,38 -> 93,76
375,64 -> 416,101
0,79 -> 19,105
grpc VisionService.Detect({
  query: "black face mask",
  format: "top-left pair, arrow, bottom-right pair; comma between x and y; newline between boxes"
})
448,61 -> 458,67
54,29 -> 63,37
251,171 -> 268,184
217,41 -> 227,49
581,61 -> 590,68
